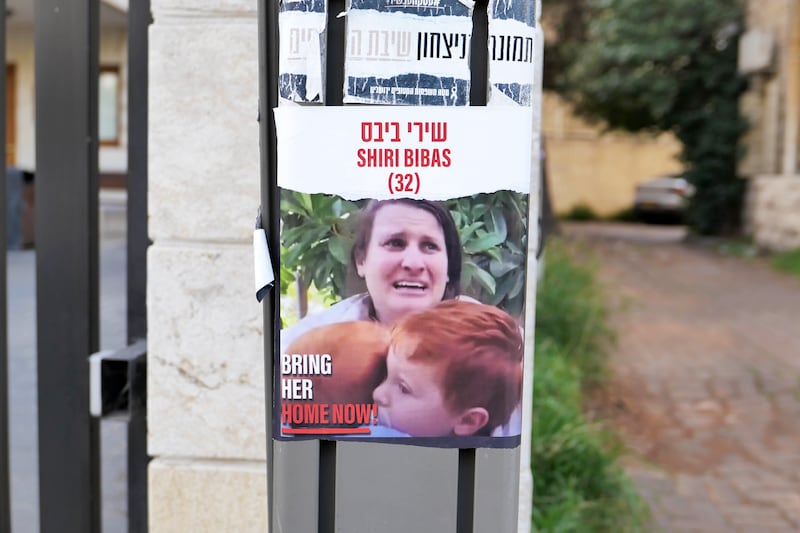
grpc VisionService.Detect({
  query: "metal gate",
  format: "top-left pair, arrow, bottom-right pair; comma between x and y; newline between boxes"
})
0,0 -> 151,531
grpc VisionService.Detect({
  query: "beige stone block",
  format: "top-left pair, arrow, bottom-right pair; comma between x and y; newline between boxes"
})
152,0 -> 257,17
149,459 -> 267,533
148,243 -> 267,460
149,21 -> 260,243
749,176 -> 800,251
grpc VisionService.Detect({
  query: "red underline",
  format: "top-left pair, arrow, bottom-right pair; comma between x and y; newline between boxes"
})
283,427 -> 372,435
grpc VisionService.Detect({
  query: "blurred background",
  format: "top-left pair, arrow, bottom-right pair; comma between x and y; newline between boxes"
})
532,0 -> 800,531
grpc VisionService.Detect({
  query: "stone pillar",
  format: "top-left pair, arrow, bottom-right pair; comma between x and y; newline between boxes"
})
782,0 -> 800,175
147,1 -> 266,531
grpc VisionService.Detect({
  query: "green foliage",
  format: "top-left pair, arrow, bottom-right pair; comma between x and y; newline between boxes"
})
606,207 -> 639,223
280,191 -> 361,301
560,203 -> 599,222
550,0 -> 748,236
771,248 -> 800,277
535,241 -> 611,381
451,191 -> 528,316
280,190 -> 528,318
533,240 -> 648,531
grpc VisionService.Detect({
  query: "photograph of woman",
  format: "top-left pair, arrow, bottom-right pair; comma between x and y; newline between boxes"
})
281,198 -> 474,351
277,190 -> 528,443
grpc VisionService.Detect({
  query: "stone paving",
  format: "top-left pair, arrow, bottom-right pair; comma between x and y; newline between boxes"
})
564,222 -> 800,533
7,227 -> 128,532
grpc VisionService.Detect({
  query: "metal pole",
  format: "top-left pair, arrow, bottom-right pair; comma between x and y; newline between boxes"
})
258,0 -> 279,529
34,1 -> 101,531
127,1 -> 152,530
0,1 -> 10,530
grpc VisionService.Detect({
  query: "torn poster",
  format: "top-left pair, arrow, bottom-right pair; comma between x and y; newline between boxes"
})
343,0 -> 474,105
274,106 -> 535,448
487,0 -> 539,106
279,0 -> 327,103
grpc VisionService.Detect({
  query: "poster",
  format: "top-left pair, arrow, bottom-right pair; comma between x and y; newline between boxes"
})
275,106 -> 534,447
343,0 -> 474,105
487,0 -> 538,106
279,0 -> 327,103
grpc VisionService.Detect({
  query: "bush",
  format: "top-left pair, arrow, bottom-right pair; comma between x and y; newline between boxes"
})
606,207 -> 639,223
560,203 -> 599,222
535,241 -> 611,382
532,240 -> 648,532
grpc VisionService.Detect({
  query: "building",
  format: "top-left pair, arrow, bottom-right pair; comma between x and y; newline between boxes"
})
542,91 -> 684,218
739,0 -> 800,250
6,0 -> 128,185
6,0 -> 128,244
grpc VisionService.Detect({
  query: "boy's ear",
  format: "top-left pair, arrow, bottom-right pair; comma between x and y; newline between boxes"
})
453,407 -> 489,436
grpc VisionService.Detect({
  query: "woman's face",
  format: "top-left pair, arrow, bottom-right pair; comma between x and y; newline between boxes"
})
356,203 -> 449,324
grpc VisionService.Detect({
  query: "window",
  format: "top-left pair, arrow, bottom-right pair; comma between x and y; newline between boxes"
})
99,66 -> 120,145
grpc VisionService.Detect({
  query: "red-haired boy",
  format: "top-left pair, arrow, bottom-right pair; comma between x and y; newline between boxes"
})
372,300 -> 523,437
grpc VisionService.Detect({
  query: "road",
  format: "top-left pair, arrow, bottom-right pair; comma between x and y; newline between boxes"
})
564,222 -> 800,532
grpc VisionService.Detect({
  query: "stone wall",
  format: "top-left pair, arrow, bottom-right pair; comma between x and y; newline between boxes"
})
746,175 -> 800,251
740,0 -> 800,251
542,92 -> 684,217
147,1 -> 267,531
738,0 -> 790,176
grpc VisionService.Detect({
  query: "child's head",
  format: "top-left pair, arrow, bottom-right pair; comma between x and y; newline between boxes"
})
372,301 -> 523,437
285,321 -> 390,407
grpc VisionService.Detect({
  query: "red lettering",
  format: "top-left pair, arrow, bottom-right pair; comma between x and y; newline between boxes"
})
344,404 -> 356,424
357,404 -> 372,424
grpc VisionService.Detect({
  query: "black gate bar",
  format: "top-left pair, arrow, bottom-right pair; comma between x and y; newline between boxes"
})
257,0 -> 280,525
127,0 -> 152,530
34,1 -> 101,531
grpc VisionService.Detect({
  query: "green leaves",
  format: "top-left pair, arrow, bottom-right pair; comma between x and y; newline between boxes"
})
280,190 -> 530,319
549,0 -> 747,235
280,189 -> 361,305
450,191 -> 529,317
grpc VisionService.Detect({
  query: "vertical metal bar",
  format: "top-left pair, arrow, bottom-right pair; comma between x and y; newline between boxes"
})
128,1 -> 152,531
469,0 -> 489,106
317,440 -> 336,533
457,449 -> 476,533
258,0 -> 280,529
127,0 -> 150,345
34,1 -> 101,532
0,1 -> 10,531
317,2 -> 346,531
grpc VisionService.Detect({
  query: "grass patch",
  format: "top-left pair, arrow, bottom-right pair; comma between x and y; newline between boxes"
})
560,203 -> 600,222
532,239 -> 648,532
771,248 -> 800,276
716,239 -> 758,259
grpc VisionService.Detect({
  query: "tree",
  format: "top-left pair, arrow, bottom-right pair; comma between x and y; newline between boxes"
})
548,0 -> 748,235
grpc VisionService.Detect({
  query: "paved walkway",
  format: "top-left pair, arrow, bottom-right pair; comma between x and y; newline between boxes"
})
565,222 -> 800,533
7,224 -> 128,532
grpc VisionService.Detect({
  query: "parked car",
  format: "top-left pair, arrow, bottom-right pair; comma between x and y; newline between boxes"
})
633,175 -> 695,221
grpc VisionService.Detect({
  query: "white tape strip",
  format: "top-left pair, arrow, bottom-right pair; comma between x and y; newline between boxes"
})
254,229 -> 276,302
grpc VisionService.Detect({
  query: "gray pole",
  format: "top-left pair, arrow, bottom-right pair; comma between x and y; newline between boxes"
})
0,0 -> 9,530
